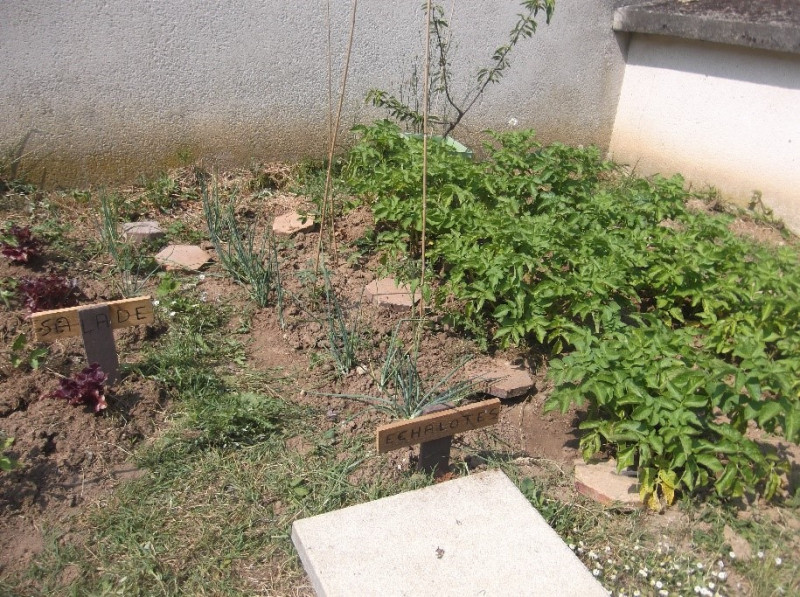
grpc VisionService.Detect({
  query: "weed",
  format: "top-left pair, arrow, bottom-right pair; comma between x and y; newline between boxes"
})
99,194 -> 160,297
9,333 -> 48,370
187,392 -> 285,450
140,173 -> 197,214
0,435 -> 17,472
202,185 -> 283,309
165,220 -> 205,244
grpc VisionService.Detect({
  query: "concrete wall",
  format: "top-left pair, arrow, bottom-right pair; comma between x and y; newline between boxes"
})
610,34 -> 800,233
0,0 -> 628,188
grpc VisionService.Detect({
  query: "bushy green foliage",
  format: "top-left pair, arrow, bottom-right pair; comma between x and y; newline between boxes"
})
344,120 -> 800,504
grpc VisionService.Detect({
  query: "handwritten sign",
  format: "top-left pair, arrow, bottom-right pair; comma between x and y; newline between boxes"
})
377,398 -> 501,453
30,296 -> 154,342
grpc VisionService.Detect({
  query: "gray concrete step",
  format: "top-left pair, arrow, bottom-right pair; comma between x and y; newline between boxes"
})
291,469 -> 608,597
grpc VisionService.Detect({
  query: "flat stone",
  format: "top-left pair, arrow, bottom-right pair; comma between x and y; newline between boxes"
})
273,211 -> 316,236
154,244 -> 211,271
120,221 -> 164,244
477,361 -> 535,399
291,469 -> 608,597
364,277 -> 418,311
574,458 -> 641,508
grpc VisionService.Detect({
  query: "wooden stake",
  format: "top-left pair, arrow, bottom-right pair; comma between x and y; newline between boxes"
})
30,296 -> 154,386
376,398 -> 501,454
417,404 -> 452,476
78,304 -> 120,385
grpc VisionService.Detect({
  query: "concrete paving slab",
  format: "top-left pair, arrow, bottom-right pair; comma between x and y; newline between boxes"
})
273,211 -> 316,236
291,469 -> 608,597
364,277 -> 418,311
574,458 -> 641,508
121,221 -> 164,244
154,244 -> 211,271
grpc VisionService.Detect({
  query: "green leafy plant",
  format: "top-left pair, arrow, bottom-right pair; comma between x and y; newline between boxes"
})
188,391 -> 284,449
0,435 -> 17,472
0,277 -> 18,308
202,185 -> 283,309
344,120 -> 800,504
9,333 -> 48,370
140,173 -> 198,214
367,1 -> 555,136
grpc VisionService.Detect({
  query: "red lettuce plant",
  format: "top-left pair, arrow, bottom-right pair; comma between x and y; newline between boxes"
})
1,224 -> 42,264
18,274 -> 79,312
50,363 -> 108,412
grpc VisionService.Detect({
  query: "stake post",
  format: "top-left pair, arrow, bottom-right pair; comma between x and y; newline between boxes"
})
376,398 -> 501,476
29,296 -> 155,386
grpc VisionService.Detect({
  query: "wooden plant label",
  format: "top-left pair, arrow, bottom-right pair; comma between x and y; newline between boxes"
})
30,296 -> 154,385
30,296 -> 154,342
377,398 -> 501,454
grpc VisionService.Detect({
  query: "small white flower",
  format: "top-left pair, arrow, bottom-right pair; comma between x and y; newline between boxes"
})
604,545 -> 612,553
717,571 -> 728,581
507,117 -> 519,127
659,591 -> 668,597
717,560 -> 724,569
757,551 -> 764,559
169,311 -> 176,317
775,557 -> 782,566
696,563 -> 704,569
655,581 -> 664,589
197,273 -> 206,281
634,545 -> 641,551
708,582 -> 715,589
729,551 -> 736,559
152,299 -> 160,306
593,568 -> 601,577
694,586 -> 702,594
633,591 -> 641,597
568,543 -> 576,551
199,292 -> 208,302
589,550 -> 599,560
638,569 -> 648,578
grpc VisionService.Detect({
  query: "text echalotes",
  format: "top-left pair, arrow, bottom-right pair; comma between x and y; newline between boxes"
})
376,398 -> 501,453
30,296 -> 155,342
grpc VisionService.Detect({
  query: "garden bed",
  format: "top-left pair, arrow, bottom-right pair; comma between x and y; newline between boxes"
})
0,152 -> 798,595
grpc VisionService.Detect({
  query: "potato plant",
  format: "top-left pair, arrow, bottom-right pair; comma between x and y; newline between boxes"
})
344,120 -> 800,505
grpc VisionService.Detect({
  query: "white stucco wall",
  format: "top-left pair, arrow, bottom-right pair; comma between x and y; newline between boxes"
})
0,1 -> 628,187
610,34 -> 800,234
